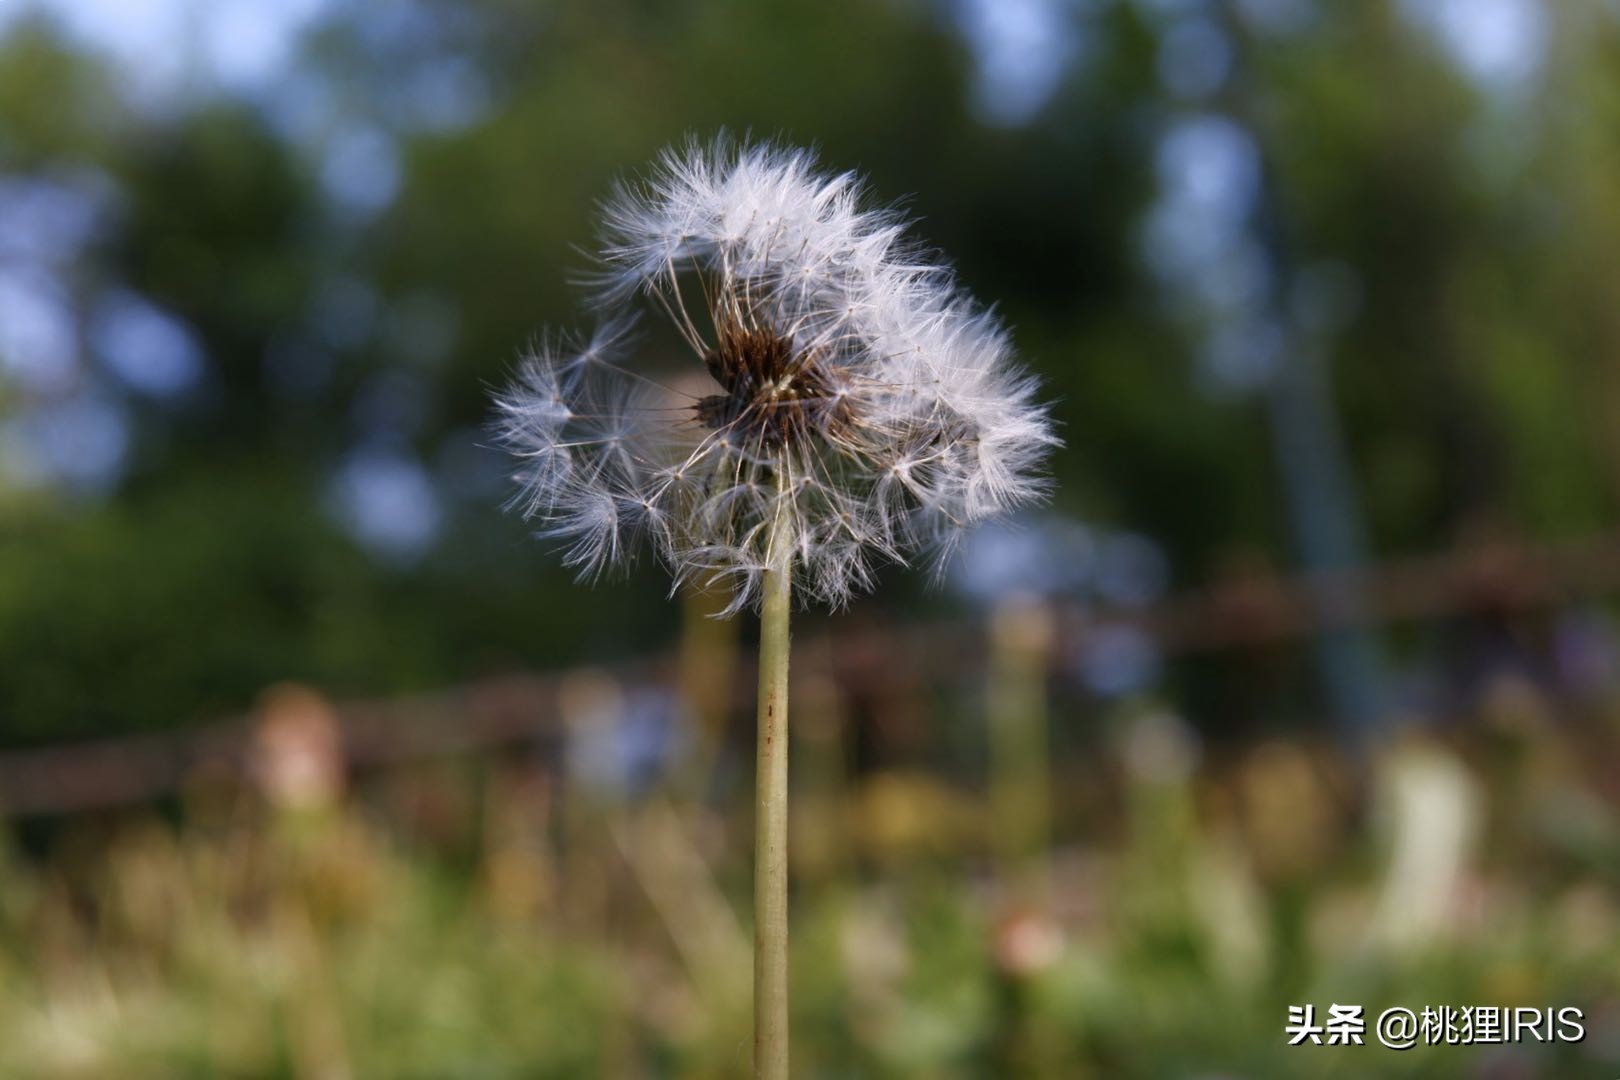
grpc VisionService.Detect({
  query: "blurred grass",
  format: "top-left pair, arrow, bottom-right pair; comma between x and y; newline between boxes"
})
2,684 -> 1617,1078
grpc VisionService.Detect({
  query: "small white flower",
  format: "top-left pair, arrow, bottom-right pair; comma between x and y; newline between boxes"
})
494,139 -> 1057,613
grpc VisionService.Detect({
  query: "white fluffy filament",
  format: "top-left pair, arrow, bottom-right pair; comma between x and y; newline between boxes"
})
494,140 -> 1057,614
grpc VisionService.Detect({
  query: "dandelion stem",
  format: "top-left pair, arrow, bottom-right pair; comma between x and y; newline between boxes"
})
753,494 -> 793,1080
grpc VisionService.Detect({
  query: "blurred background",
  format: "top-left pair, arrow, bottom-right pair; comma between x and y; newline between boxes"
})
2,0 -> 1620,1075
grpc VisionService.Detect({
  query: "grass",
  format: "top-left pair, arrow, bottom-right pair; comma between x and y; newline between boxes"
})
1,701 -> 1618,1077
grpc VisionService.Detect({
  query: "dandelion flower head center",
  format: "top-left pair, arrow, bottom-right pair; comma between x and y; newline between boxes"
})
694,316 -> 852,452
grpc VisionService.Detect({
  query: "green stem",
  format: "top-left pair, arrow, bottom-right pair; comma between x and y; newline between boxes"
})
754,507 -> 793,1079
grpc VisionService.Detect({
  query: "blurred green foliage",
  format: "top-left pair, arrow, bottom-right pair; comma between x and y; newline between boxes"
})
2,716 -> 1616,1077
1,0 -> 1619,743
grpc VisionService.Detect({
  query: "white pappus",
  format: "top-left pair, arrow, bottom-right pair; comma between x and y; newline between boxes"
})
493,139 -> 1058,614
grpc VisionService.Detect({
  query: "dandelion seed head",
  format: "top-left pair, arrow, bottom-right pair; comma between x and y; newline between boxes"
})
494,139 -> 1057,613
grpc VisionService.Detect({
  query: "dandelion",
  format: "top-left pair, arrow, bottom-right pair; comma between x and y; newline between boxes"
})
493,139 -> 1056,1077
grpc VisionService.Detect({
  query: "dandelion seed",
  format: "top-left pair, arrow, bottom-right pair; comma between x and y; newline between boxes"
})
494,138 -> 1057,614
